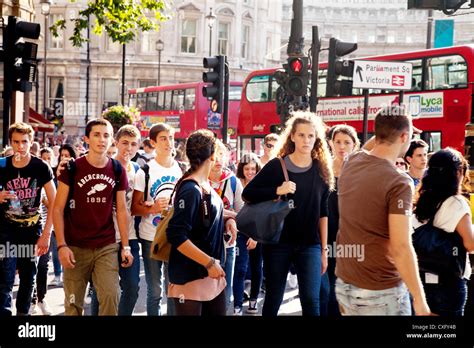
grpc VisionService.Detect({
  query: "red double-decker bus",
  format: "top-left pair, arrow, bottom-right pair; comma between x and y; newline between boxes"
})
238,45 -> 474,159
128,81 -> 242,139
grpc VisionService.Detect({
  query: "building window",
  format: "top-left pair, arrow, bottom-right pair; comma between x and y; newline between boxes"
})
49,77 -> 65,118
139,80 -> 157,88
180,19 -> 197,54
140,31 -> 155,53
387,31 -> 395,43
102,79 -> 119,110
48,14 -> 64,49
241,25 -> 249,59
218,22 -> 229,56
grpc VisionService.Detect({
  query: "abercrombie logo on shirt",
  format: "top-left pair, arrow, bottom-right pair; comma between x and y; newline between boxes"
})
77,174 -> 115,204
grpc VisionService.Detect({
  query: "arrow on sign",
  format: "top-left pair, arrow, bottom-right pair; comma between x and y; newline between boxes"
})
356,66 -> 363,82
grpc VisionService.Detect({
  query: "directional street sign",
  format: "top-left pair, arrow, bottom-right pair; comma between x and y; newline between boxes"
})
353,60 -> 413,91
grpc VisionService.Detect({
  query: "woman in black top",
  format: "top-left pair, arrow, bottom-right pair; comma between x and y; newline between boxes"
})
166,129 -> 237,316
243,111 -> 334,316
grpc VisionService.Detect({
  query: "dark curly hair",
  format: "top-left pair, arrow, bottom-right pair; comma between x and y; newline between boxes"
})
414,148 -> 467,221
174,129 -> 216,187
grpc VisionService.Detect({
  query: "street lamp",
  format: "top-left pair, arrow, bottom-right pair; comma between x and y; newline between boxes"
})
155,39 -> 164,86
40,0 -> 51,119
206,8 -> 216,56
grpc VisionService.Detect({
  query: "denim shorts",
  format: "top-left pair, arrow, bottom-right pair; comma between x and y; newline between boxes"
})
335,278 -> 411,315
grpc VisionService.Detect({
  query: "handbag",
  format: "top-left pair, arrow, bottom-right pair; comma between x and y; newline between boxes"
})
236,157 -> 292,244
412,219 -> 466,278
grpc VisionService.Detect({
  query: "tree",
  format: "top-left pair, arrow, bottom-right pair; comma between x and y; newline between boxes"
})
50,0 -> 169,47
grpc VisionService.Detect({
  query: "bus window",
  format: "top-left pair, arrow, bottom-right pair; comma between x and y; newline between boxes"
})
246,75 -> 270,102
157,91 -> 165,111
146,92 -> 157,111
184,88 -> 195,110
172,89 -> 185,110
408,59 -> 423,91
137,93 -> 146,111
426,55 -> 467,90
164,90 -> 172,110
229,85 -> 242,101
129,94 -> 136,108
420,131 -> 441,152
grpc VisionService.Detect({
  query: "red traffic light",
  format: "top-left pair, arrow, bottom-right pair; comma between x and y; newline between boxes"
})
290,58 -> 302,73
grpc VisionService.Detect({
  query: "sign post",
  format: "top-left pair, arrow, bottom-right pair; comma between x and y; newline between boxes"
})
353,60 -> 413,144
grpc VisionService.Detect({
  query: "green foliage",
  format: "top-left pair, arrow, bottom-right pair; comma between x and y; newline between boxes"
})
49,0 -> 169,47
102,105 -> 140,133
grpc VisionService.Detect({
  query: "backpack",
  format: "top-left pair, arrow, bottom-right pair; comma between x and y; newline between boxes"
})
66,158 -> 123,210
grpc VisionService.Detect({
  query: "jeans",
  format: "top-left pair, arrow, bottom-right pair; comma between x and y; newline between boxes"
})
262,243 -> 322,316
320,255 -> 339,316
224,246 -> 236,309
0,227 -> 39,316
422,273 -> 467,317
50,232 -> 61,277
335,278 -> 411,315
141,239 -> 163,316
233,234 -> 263,308
0,252 -> 37,316
35,251 -> 49,303
118,240 -> 141,316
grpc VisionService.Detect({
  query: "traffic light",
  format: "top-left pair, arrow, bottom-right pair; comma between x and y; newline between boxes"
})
4,16 -> 40,93
202,55 -> 225,114
326,38 -> 357,97
286,56 -> 309,96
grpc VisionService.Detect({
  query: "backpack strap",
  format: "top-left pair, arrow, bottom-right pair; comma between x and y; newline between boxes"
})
220,179 -> 229,199
65,159 -> 77,211
111,158 -> 123,201
142,163 -> 150,202
0,157 -> 6,168
230,175 -> 237,194
132,162 -> 140,173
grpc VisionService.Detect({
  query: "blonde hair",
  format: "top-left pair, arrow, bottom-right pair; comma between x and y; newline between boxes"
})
277,111 -> 334,190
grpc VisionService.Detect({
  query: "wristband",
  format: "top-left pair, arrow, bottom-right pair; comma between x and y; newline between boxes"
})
225,216 -> 236,223
123,246 -> 131,251
57,244 -> 68,252
205,257 -> 215,270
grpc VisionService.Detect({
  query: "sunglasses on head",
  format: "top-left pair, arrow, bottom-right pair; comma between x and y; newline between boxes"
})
265,143 -> 274,149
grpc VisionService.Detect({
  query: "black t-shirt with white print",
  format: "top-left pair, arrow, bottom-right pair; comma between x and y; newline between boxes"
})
0,155 -> 54,231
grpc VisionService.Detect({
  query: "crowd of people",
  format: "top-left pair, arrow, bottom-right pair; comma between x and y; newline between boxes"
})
0,105 -> 473,317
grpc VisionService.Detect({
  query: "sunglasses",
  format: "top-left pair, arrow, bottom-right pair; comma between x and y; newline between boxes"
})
265,143 -> 274,149
395,161 -> 406,166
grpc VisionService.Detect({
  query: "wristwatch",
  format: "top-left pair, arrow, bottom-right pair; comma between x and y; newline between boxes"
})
123,246 -> 131,255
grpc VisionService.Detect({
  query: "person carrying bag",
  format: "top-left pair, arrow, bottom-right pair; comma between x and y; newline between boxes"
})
237,157 -> 292,244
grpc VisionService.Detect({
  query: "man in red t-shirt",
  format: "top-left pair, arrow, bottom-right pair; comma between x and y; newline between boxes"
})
53,119 -> 133,315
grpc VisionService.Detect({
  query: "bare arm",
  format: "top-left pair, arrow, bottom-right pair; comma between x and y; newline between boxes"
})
389,213 -> 430,315
131,189 -> 164,216
52,181 -> 76,269
455,214 -> 474,252
36,180 -> 56,255
176,239 -> 225,279
320,217 -> 328,274
116,190 -> 133,267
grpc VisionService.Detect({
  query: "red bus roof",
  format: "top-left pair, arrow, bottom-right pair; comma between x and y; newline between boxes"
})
128,81 -> 243,95
244,45 -> 474,81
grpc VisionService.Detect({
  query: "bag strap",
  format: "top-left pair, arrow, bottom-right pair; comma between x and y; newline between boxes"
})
220,179 -> 229,199
279,157 -> 289,182
142,163 -> 150,202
